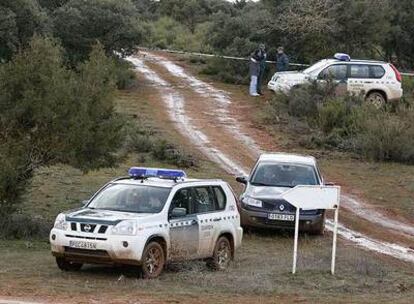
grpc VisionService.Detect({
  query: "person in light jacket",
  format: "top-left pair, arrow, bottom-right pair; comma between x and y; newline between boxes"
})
249,44 -> 266,96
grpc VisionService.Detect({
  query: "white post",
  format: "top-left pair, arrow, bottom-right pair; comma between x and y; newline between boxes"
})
331,207 -> 339,275
292,207 -> 300,274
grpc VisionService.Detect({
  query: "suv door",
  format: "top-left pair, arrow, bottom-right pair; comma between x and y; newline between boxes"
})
194,185 -> 227,258
348,64 -> 371,95
168,187 -> 200,260
317,64 -> 348,95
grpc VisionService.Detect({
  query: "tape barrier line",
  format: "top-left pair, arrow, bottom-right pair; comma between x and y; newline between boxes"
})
137,47 -> 414,76
137,47 -> 309,67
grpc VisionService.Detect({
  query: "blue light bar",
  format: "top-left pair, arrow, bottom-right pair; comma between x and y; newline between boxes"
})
334,53 -> 351,61
128,167 -> 186,179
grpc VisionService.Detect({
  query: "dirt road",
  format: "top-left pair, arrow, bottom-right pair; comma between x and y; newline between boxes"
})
127,52 -> 414,263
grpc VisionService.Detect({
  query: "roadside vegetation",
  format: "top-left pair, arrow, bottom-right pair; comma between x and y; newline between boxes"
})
262,81 -> 414,164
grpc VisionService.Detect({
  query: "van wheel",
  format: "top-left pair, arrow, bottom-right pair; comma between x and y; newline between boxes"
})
366,92 -> 386,108
207,236 -> 232,270
56,257 -> 82,271
141,242 -> 165,279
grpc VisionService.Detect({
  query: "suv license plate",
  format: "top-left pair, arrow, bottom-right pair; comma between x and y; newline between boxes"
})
69,240 -> 97,249
268,213 -> 295,221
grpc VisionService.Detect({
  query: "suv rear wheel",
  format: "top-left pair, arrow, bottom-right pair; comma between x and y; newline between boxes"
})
207,236 -> 232,270
56,257 -> 83,271
366,91 -> 386,108
141,241 -> 165,279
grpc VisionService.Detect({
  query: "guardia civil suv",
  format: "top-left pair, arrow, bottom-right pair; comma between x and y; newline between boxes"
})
50,167 -> 243,278
268,53 -> 403,107
236,153 -> 328,235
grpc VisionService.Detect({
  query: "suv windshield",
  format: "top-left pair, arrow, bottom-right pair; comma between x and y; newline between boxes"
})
88,184 -> 171,213
250,163 -> 318,187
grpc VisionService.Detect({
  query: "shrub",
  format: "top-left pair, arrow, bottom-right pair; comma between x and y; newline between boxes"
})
265,81 -> 414,164
113,58 -> 136,89
0,214 -> 50,239
354,106 -> 414,163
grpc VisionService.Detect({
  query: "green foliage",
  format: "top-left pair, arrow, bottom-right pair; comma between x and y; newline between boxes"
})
265,82 -> 414,164
52,0 -> 143,62
0,0 -> 49,61
123,123 -> 197,168
0,36 -> 124,219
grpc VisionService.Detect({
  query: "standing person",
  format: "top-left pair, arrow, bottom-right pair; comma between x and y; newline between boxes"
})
249,44 -> 266,97
257,43 -> 267,95
276,46 -> 289,72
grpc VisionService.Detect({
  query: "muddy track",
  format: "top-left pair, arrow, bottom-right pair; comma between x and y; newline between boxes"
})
127,53 -> 414,263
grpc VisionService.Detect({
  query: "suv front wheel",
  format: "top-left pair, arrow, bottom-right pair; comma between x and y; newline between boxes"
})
141,241 -> 165,279
56,257 -> 83,271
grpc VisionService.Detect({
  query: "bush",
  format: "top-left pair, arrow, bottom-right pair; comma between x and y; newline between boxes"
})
265,81 -> 414,164
123,122 -> 197,168
355,106 -> 414,163
113,58 -> 136,89
201,57 -> 249,84
0,214 -> 50,239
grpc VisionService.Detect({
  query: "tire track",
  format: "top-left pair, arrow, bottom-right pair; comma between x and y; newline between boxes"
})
127,54 -> 414,263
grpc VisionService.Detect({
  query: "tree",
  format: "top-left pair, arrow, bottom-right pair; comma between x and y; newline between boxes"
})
383,0 -> 414,68
0,36 -> 123,219
53,0 -> 143,62
0,0 -> 49,61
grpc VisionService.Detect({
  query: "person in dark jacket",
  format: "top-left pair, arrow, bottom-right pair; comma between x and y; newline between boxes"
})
256,43 -> 267,95
249,44 -> 266,96
276,46 -> 289,72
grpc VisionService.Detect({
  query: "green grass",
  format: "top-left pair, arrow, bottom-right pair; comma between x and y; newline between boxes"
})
1,236 -> 413,303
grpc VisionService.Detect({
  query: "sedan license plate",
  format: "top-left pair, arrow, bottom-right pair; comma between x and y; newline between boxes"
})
69,240 -> 97,250
268,213 -> 295,221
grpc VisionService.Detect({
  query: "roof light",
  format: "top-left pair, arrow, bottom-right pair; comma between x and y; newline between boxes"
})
334,53 -> 351,61
128,167 -> 186,180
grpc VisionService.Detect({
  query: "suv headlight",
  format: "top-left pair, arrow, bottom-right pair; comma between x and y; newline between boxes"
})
242,196 -> 263,208
53,213 -> 68,230
111,220 -> 137,236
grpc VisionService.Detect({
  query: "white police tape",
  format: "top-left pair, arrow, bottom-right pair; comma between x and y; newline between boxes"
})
137,47 -> 309,67
137,47 -> 414,76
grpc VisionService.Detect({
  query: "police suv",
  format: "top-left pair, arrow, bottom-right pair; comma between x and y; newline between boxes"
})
268,53 -> 403,107
50,168 -> 243,278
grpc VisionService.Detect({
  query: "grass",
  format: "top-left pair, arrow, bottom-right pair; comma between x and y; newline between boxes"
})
1,234 -> 413,303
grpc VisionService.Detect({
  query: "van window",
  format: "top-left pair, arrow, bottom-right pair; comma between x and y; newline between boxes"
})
369,65 -> 385,78
349,65 -> 370,78
318,64 -> 347,80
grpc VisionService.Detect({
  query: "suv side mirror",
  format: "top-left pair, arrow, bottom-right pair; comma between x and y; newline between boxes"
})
170,207 -> 187,218
82,200 -> 89,206
236,176 -> 248,184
